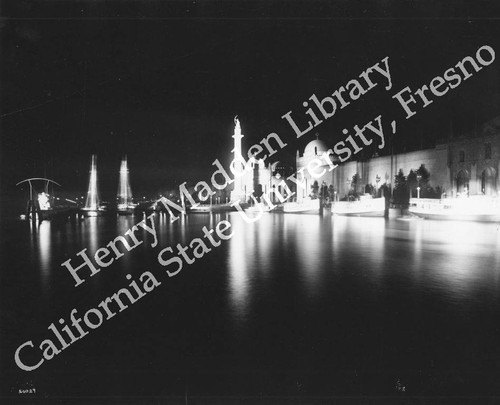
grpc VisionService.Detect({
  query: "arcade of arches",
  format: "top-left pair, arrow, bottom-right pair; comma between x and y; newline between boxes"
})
455,167 -> 497,195
294,121 -> 500,199
481,168 -> 496,195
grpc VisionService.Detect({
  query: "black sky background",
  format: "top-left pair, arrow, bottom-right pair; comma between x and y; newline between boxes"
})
2,1 -> 500,200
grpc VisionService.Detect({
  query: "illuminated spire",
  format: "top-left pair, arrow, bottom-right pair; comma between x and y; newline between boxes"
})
234,115 -> 241,133
232,116 -> 243,155
84,154 -> 100,210
231,117 -> 246,202
117,155 -> 133,209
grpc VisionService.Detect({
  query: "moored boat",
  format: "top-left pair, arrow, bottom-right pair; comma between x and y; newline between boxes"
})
116,156 -> 136,215
244,202 -> 272,213
332,196 -> 385,217
188,202 -> 236,213
409,196 -> 500,222
81,154 -> 108,217
283,198 -> 320,214
117,205 -> 136,215
80,206 -> 108,217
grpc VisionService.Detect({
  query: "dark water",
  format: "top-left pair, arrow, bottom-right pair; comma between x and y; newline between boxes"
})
1,208 -> 500,401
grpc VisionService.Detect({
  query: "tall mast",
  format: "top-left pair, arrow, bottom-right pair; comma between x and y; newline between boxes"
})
84,154 -> 100,210
117,155 -> 132,207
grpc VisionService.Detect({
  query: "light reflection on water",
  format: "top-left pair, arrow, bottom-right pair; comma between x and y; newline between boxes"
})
332,216 -> 387,279
224,214 -> 500,321
228,216 -> 250,322
26,213 -> 500,312
38,221 -> 52,291
406,219 -> 500,299
288,214 -> 332,300
13,212 -> 500,394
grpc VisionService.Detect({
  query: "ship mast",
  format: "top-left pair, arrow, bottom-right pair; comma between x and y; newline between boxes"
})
117,155 -> 132,208
84,154 -> 100,210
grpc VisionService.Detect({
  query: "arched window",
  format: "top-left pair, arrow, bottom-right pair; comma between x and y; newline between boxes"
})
314,146 -> 318,155
459,151 -> 465,163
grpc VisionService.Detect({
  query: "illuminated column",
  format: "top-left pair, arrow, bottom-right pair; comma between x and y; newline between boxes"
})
231,117 -> 246,202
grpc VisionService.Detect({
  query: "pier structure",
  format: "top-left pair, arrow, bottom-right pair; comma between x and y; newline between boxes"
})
16,177 -> 78,223
16,177 -> 60,222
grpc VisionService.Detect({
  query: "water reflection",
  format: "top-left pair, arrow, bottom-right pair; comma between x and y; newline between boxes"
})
28,219 -> 58,291
254,213 -> 273,272
228,215 -> 250,322
186,214 -> 500,316
25,213 -> 500,327
80,216 -> 99,255
13,210 -> 500,397
332,216 -> 386,283
115,215 -> 138,274
408,219 -> 500,298
286,214 -> 332,300
38,221 -> 52,290
157,212 -> 171,246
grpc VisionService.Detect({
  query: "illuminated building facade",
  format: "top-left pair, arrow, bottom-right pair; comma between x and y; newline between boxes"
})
296,117 -> 500,199
231,116 -> 500,204
230,119 -> 293,204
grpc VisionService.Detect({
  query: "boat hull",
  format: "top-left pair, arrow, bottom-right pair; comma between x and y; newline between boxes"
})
283,199 -> 320,214
188,203 -> 237,213
244,203 -> 271,214
409,197 -> 500,222
117,209 -> 134,216
332,197 -> 385,217
80,209 -> 108,217
27,208 -> 78,221
334,210 -> 385,217
410,211 -> 500,222
117,204 -> 136,215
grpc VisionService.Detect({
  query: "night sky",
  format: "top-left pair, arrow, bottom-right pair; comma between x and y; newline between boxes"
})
2,1 -> 500,199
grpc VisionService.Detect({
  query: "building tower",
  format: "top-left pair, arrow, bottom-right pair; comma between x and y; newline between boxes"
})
230,117 -> 247,202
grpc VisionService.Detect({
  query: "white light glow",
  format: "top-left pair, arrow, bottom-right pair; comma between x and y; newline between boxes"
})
84,155 -> 100,210
228,215 -> 251,322
37,192 -> 51,210
117,155 -> 133,210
